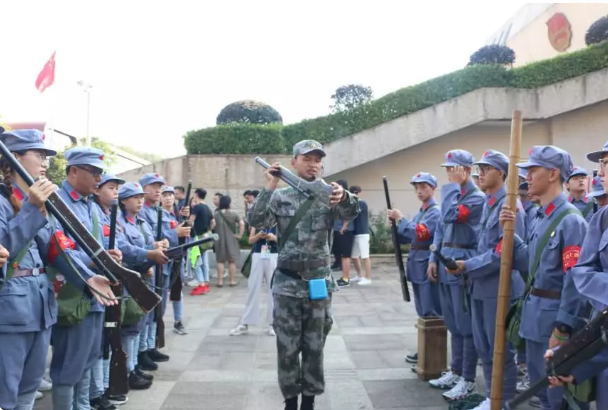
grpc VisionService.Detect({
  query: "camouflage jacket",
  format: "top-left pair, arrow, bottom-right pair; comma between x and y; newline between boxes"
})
248,186 -> 360,298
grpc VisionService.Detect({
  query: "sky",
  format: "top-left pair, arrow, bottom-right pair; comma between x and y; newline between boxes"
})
0,1 -> 527,159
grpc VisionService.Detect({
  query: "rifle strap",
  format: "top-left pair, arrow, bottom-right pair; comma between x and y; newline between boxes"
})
582,202 -> 594,219
523,208 -> 579,298
279,196 -> 315,253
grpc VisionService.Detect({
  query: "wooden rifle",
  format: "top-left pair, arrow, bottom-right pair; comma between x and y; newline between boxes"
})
154,207 -> 166,349
382,177 -> 411,302
0,139 -> 160,312
104,202 -> 129,396
170,181 -> 192,301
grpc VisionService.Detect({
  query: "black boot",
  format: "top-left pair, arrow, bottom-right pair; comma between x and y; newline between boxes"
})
135,365 -> 154,380
147,348 -> 170,362
284,396 -> 298,410
300,395 -> 315,410
138,351 -> 158,371
129,371 -> 152,390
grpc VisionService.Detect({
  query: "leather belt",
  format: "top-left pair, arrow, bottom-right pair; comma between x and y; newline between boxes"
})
531,287 -> 561,300
442,242 -> 476,250
12,268 -> 46,278
410,245 -> 430,251
277,259 -> 328,272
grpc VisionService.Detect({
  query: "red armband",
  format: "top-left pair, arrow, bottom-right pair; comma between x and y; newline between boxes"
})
48,231 -> 77,264
495,239 -> 503,256
102,224 -> 110,237
415,223 -> 430,241
562,245 -> 582,272
170,220 -> 178,229
456,205 -> 470,223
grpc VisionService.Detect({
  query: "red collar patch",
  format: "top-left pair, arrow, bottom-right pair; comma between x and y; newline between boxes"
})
126,217 -> 135,224
70,190 -> 80,201
13,188 -> 24,201
489,196 -> 496,206
545,202 -> 556,216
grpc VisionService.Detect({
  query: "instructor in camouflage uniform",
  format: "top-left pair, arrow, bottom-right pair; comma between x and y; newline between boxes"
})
248,140 -> 360,410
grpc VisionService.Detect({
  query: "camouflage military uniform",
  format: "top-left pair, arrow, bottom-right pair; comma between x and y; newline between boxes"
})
248,141 -> 360,401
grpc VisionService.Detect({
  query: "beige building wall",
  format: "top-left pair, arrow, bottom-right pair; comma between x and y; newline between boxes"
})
507,3 -> 608,66
331,100 -> 608,219
117,154 -> 291,215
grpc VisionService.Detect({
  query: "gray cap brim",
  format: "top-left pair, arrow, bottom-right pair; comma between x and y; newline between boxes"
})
587,149 -> 608,163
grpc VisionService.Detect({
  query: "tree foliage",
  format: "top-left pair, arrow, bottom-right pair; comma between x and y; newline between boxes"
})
468,45 -> 516,66
216,100 -> 283,125
330,84 -> 373,113
585,15 -> 608,46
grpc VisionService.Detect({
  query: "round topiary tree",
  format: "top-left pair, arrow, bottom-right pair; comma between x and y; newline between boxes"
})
585,15 -> 608,46
468,45 -> 516,67
216,100 -> 283,125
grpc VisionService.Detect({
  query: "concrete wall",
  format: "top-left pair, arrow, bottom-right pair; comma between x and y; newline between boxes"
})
507,3 -> 608,67
330,99 -> 608,218
117,154 -> 292,214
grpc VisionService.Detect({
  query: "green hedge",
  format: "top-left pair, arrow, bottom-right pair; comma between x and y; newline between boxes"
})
185,41 -> 608,154
184,123 -> 287,155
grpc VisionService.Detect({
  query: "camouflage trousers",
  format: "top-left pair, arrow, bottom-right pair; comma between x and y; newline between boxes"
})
273,293 -> 333,399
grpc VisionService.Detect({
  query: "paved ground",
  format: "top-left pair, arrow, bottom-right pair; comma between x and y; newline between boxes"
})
35,265 -> 539,410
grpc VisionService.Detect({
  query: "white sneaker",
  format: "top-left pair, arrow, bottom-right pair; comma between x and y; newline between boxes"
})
38,378 -> 52,392
429,370 -> 460,389
267,327 -> 276,336
350,276 -> 362,282
35,391 -> 43,400
442,378 -> 476,401
187,280 -> 199,287
358,278 -> 372,285
471,398 -> 490,410
516,372 -> 530,393
229,324 -> 248,336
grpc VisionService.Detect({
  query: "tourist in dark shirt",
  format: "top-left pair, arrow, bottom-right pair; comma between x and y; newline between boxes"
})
188,188 -> 215,295
350,186 -> 372,284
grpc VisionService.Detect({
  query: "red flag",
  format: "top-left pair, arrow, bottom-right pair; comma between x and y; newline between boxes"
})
35,51 -> 56,93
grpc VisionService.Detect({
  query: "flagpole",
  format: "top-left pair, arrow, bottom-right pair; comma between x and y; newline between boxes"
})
77,80 -> 92,146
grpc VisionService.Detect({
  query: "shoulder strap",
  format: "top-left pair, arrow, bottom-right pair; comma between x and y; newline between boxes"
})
582,202 -> 594,218
414,204 -> 439,224
278,197 -> 315,253
217,211 -> 235,233
91,208 -> 100,240
523,208 -> 580,295
458,187 -> 480,204
482,197 -> 504,230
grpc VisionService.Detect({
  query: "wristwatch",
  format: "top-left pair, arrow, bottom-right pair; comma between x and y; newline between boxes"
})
555,322 -> 572,335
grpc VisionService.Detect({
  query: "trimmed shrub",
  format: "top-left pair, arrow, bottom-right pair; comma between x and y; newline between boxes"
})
185,41 -> 608,154
184,123 -> 286,155
585,15 -> 608,46
468,45 -> 516,66
216,100 -> 283,125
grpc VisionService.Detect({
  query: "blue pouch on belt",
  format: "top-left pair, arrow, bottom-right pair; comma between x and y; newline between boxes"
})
309,278 -> 328,300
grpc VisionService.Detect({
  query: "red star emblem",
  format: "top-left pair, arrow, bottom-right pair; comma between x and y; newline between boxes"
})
155,173 -> 159,178
417,173 -> 421,177
99,155 -> 104,160
529,148 -> 534,155
134,183 -> 139,188
593,179 -> 597,185
483,150 -> 489,157
447,152 -> 452,159
42,133 -> 46,141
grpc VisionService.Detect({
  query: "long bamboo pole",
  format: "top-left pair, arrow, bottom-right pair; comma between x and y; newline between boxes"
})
490,110 -> 522,409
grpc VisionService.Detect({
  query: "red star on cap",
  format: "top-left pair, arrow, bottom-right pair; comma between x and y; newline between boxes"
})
134,183 -> 139,188
593,179 -> 597,185
447,152 -> 452,159
99,155 -> 104,160
483,150 -> 489,157
155,173 -> 159,178
417,173 -> 420,177
574,166 -> 578,170
42,133 -> 46,141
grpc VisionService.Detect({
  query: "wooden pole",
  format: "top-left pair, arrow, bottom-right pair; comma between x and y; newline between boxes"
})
490,110 -> 522,410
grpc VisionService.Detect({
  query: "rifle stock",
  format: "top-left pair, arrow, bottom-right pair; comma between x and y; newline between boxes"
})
0,140 -> 160,313
154,207 -> 166,349
105,202 -> 128,396
382,177 -> 411,302
255,157 -> 333,200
